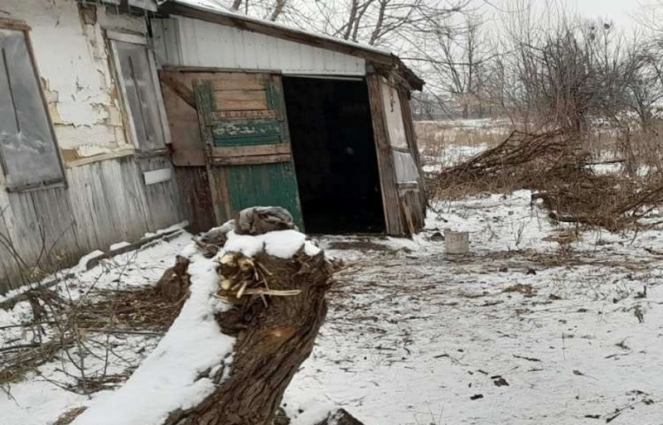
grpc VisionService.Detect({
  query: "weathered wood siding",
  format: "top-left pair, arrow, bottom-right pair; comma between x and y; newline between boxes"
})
367,74 -> 404,236
0,157 -> 184,294
174,166 -> 215,234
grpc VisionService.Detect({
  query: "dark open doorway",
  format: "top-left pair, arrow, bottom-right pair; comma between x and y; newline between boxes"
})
283,76 -> 386,234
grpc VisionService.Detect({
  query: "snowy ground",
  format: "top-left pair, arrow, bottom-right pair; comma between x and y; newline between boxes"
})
3,167 -> 663,424
283,192 -> 663,424
1,232 -> 193,425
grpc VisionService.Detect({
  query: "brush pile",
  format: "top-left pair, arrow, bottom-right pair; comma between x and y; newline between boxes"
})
435,130 -> 588,195
435,130 -> 663,230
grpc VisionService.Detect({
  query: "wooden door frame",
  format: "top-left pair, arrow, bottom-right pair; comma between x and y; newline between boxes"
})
366,74 -> 404,236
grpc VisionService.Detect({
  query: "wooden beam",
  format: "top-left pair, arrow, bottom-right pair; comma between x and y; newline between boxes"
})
0,18 -> 30,31
211,153 -> 291,166
160,72 -> 197,109
211,144 -> 291,158
367,74 -> 404,236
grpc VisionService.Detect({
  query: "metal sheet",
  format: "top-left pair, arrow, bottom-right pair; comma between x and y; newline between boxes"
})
153,16 -> 366,76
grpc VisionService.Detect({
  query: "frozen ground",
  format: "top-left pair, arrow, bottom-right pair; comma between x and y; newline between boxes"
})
283,192 -> 663,424
3,200 -> 663,423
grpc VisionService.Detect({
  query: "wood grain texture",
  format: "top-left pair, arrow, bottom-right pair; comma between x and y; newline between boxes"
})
398,89 -> 427,219
162,252 -> 333,425
194,73 -> 303,229
174,167 -> 215,233
214,90 -> 268,111
0,157 -> 185,294
211,144 -> 291,158
367,74 -> 404,236
211,153 -> 291,166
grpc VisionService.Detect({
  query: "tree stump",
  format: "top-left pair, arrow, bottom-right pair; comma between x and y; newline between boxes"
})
163,250 -> 334,425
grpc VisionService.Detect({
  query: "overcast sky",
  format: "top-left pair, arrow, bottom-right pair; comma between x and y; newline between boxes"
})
571,0 -> 653,27
483,0 -> 660,31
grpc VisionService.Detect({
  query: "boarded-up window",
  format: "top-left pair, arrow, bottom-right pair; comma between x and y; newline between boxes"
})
0,28 -> 64,189
110,34 -> 167,151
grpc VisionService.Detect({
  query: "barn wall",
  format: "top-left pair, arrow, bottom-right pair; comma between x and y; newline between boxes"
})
0,0 -> 185,294
152,16 -> 366,75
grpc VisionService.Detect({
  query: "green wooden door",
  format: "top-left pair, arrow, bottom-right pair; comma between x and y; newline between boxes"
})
193,73 -> 303,228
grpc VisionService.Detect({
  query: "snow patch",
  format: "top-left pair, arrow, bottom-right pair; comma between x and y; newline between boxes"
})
110,241 -> 131,251
72,249 -> 235,425
223,229 -> 320,259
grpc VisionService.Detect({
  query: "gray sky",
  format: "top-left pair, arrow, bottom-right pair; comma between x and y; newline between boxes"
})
570,0 -> 653,27
504,0 -> 659,30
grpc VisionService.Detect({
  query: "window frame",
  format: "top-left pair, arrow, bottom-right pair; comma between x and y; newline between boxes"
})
0,18 -> 66,192
106,30 -> 171,153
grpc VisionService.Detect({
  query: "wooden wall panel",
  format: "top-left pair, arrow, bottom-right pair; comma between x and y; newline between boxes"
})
0,156 -> 186,294
174,166 -> 215,234
138,156 -> 184,231
367,74 -> 404,236
399,89 -> 428,221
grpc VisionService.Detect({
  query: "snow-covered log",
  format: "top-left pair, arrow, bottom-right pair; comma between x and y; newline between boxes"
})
71,217 -> 334,425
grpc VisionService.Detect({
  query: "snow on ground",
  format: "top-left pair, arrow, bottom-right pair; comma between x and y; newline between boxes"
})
283,192 -> 663,425
4,193 -> 663,424
70,246 -> 234,425
1,232 -> 193,425
423,143 -> 489,174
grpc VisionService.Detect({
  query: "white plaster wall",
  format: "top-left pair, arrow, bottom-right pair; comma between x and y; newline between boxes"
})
3,0 -> 147,161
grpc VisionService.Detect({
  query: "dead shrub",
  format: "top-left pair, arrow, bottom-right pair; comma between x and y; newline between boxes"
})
434,129 -> 663,231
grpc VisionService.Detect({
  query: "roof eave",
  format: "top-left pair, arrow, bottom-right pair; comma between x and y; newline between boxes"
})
157,0 -> 424,91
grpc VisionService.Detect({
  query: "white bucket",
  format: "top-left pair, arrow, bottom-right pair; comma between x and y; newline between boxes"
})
445,230 -> 470,255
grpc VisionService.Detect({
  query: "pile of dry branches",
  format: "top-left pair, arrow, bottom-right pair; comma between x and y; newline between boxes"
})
435,130 -> 663,230
1,286 -> 181,388
434,130 -> 588,194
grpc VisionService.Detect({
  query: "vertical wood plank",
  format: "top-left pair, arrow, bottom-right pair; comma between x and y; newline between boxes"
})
194,79 -> 229,225
367,74 -> 404,236
399,89 -> 427,230
175,166 -> 215,233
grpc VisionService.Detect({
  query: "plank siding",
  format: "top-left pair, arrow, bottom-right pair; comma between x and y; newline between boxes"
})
367,74 -> 404,236
399,89 -> 428,218
0,157 -> 185,294
174,166 -> 215,233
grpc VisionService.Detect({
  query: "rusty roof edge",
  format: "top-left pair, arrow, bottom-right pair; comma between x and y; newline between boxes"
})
157,0 -> 424,90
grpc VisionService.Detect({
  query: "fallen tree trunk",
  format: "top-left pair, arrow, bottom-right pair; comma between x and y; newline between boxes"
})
163,250 -> 334,425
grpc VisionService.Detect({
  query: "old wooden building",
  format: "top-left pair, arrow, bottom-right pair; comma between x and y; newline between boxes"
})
0,0 -> 184,294
0,0 -> 425,294
154,0 -> 426,236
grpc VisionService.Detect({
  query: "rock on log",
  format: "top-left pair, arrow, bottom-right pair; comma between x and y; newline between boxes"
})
164,250 -> 334,425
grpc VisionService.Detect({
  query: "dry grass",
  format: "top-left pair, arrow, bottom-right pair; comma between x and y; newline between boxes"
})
415,119 -> 512,171
0,286 -> 181,386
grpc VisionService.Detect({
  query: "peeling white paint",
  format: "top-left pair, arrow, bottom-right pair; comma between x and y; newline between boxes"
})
54,126 -> 121,152
5,0 -> 146,156
73,144 -> 114,158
